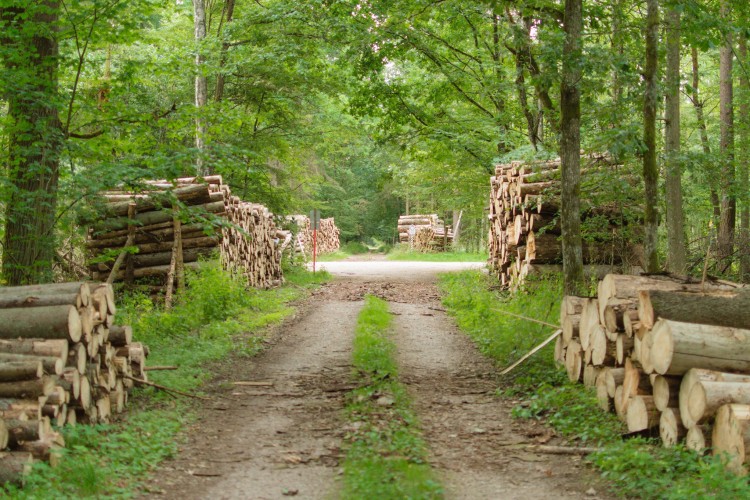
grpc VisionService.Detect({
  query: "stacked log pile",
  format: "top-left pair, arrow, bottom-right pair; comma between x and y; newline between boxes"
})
0,282 -> 146,484
221,196 -> 284,288
87,176 -> 285,289
397,214 -> 453,252
287,215 -> 341,256
87,176 -> 226,282
556,273 -> 750,472
488,155 -> 641,288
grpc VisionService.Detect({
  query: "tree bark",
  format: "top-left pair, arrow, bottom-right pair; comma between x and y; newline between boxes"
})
1,2 -> 63,285
717,0 -> 736,271
638,289 -> 750,329
194,0 -> 208,176
664,7 -> 686,274
560,0 -> 585,295
214,0 -> 236,102
642,0 -> 659,273
690,48 -> 722,225
739,36 -> 750,282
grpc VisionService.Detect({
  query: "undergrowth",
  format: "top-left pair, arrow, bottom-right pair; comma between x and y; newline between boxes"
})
438,270 -> 750,499
3,261 -> 329,499
342,296 -> 442,500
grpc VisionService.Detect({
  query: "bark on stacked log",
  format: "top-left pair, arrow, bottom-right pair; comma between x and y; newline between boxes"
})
488,155 -> 642,289
87,176 -> 285,290
397,214 -> 453,252
556,273 -> 750,472
286,215 -> 341,256
221,197 -> 284,288
87,176 -> 226,283
0,282 -> 146,484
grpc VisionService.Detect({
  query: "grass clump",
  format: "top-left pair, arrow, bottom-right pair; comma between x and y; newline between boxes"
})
4,261 -> 329,499
439,269 -> 750,499
342,296 -> 442,500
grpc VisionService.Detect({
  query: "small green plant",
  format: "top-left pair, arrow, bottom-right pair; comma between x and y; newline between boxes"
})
342,296 -> 443,499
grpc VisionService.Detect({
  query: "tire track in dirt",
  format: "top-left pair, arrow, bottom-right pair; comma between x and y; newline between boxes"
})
145,299 -> 360,500
391,296 -> 610,499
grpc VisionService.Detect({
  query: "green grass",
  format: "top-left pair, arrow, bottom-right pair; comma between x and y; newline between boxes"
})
3,261 -> 329,499
342,296 -> 443,500
438,270 -> 750,499
387,246 -> 487,262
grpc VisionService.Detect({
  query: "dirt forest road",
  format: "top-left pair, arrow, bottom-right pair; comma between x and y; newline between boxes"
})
145,258 -> 608,499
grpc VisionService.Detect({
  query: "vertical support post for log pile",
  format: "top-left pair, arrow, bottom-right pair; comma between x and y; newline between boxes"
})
164,205 -> 182,310
106,203 -> 137,285
312,228 -> 317,274
125,204 -> 136,286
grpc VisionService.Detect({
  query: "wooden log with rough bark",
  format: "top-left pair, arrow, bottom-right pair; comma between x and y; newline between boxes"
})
0,305 -> 82,342
0,452 -> 33,485
638,289 -> 750,329
650,319 -> 750,375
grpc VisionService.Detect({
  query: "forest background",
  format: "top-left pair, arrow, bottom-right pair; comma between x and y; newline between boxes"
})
0,0 -> 748,286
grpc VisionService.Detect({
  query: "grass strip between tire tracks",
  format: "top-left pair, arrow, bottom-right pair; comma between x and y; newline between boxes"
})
342,295 -> 443,499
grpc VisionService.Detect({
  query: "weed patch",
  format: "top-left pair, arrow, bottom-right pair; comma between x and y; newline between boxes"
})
342,296 -> 442,499
4,261 -> 328,499
438,270 -> 750,499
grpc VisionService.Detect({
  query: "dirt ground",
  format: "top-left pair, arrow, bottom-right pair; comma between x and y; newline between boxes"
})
143,259 -> 609,499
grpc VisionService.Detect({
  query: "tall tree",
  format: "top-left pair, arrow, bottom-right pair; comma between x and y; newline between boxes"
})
717,0 -> 735,271
664,3 -> 686,273
193,0 -> 208,176
1,2 -> 63,285
560,0 -> 584,295
739,35 -> 749,281
643,0 -> 660,273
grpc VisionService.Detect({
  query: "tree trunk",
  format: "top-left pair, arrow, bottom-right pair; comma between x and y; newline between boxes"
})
0,305 -> 81,342
560,0 -> 585,295
214,0 -> 236,102
717,0 -> 736,271
690,48 -> 722,226
739,37 -> 750,282
194,0 -> 208,176
1,2 -> 63,285
664,7 -> 686,274
642,0 -> 659,273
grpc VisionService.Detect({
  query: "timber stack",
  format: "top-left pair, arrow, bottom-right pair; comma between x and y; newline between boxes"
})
0,282 -> 146,484
86,175 -> 226,283
397,214 -> 453,252
287,215 -> 341,256
488,155 -> 642,289
86,175 -> 285,289
221,196 -> 284,288
556,273 -> 750,473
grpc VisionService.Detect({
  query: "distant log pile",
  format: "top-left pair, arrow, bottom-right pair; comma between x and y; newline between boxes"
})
86,176 -> 284,290
221,197 -> 284,288
285,215 -> 341,256
488,155 -> 642,288
0,282 -> 146,484
556,273 -> 750,473
397,214 -> 453,252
